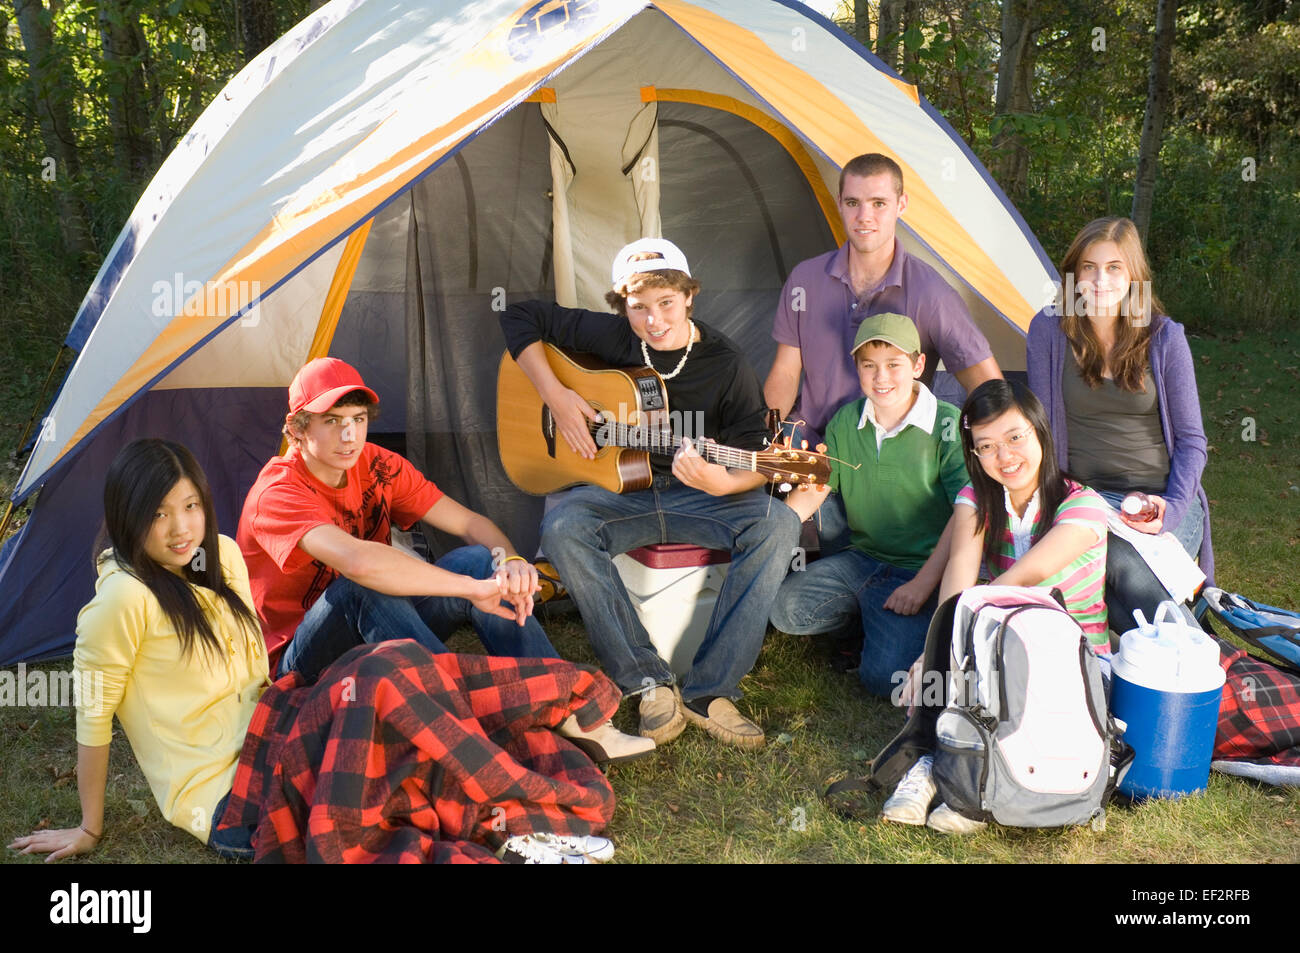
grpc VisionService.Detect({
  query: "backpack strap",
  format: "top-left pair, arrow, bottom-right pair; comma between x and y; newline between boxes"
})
823,594 -> 959,801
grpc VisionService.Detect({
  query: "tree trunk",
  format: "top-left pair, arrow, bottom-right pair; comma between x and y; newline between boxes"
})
992,0 -> 1038,203
1131,0 -> 1179,245
852,0 -> 871,50
900,0 -> 921,82
98,0 -> 155,181
238,0 -> 279,63
877,0 -> 902,71
14,0 -> 95,260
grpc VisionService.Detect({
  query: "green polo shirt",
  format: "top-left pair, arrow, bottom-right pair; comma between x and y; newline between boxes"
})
825,390 -> 968,570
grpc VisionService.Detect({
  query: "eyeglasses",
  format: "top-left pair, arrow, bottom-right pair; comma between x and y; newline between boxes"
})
972,427 -> 1034,458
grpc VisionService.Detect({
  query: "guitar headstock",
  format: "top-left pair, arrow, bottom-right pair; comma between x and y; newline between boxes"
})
755,445 -> 831,487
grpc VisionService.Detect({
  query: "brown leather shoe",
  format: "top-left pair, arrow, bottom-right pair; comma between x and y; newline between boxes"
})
683,697 -> 765,749
638,684 -> 686,744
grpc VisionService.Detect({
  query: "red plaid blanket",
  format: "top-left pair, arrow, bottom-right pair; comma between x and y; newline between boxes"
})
216,640 -> 621,863
1215,638 -> 1300,766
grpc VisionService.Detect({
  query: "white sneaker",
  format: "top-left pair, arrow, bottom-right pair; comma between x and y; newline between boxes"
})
500,832 -> 614,864
925,802 -> 988,835
881,755 -> 937,825
557,715 -> 656,764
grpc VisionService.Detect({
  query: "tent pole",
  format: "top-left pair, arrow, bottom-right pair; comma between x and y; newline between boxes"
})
12,344 -> 69,461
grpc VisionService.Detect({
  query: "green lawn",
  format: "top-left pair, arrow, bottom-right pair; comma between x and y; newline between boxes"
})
4,329 -> 1300,864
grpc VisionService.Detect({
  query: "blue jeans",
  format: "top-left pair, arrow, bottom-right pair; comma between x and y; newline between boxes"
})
540,478 -> 802,702
210,790 -> 255,861
779,419 -> 851,555
770,548 -> 935,699
279,545 -> 558,682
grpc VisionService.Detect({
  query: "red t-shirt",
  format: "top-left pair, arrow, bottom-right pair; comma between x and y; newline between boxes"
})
236,443 -> 443,661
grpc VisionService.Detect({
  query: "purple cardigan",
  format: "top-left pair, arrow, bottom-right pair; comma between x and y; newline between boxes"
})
1026,308 -> 1214,583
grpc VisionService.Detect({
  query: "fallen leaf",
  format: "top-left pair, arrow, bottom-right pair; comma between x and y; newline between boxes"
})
667,802 -> 680,814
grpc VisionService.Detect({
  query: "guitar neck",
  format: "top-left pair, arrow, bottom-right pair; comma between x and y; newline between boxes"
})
589,421 -> 757,471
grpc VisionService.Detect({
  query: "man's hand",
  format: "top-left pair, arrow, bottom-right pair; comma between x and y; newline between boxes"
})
1118,493 -> 1166,535
883,576 -> 932,616
672,438 -> 731,496
9,827 -> 98,863
494,558 -> 541,625
466,576 -> 522,624
547,387 -> 601,459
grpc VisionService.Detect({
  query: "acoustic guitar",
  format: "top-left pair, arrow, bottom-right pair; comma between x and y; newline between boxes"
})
497,342 -> 831,495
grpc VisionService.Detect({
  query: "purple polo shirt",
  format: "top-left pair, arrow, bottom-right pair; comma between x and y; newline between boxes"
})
772,238 -> 991,439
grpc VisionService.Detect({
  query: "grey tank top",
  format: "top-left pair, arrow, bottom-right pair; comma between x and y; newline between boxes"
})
1063,350 -> 1169,493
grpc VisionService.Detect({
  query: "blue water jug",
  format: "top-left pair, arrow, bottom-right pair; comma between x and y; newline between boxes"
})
1111,602 -> 1225,799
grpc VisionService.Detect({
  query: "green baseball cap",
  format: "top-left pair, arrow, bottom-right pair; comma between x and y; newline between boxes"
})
850,312 -> 921,356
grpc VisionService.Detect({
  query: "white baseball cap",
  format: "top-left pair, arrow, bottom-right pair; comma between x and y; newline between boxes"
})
610,238 -> 692,288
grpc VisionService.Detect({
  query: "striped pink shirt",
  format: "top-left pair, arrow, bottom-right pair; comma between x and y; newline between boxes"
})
956,480 -> 1109,650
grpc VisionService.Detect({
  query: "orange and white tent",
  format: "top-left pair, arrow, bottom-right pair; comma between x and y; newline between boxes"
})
2,0 -> 1055,662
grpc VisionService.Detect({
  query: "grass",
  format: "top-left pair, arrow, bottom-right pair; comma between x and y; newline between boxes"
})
4,328 -> 1300,864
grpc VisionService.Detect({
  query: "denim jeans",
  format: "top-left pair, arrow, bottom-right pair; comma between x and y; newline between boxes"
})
540,478 -> 802,703
209,790 -> 255,861
1096,489 -> 1203,634
770,548 -> 935,699
279,545 -> 558,682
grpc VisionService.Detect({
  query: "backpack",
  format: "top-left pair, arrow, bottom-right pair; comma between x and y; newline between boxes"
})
1194,587 -> 1300,676
828,585 -> 1131,829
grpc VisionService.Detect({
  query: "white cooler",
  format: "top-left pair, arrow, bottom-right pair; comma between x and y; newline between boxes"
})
613,544 -> 731,677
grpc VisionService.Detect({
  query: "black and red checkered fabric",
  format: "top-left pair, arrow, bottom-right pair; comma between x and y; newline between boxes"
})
1214,638 -> 1300,766
216,640 -> 620,863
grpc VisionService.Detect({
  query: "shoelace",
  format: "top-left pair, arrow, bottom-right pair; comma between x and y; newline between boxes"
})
894,756 -> 934,798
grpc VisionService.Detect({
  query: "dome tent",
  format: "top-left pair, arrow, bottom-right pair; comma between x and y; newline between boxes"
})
0,0 -> 1055,664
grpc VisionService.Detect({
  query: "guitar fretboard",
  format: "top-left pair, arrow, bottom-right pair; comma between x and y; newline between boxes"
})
587,420 -> 758,471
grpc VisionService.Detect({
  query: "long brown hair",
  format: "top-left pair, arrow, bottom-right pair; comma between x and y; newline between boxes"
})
102,439 -> 260,661
1058,217 -> 1164,392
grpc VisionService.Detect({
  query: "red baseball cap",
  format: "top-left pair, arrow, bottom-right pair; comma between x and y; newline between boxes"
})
287,358 -> 379,415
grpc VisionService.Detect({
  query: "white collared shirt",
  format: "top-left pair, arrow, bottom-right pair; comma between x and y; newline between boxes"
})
857,381 -> 938,452
1004,486 -> 1041,559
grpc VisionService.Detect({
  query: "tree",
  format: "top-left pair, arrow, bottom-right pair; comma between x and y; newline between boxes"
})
1132,0 -> 1179,243
13,0 -> 94,260
877,0 -> 902,70
992,0 -> 1040,203
98,0 -> 156,180
239,0 -> 279,64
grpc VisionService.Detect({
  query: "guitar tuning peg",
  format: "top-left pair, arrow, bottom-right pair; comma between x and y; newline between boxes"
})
778,482 -> 793,493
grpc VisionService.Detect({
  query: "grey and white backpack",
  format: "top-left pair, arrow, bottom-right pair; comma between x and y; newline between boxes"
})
828,586 -> 1131,829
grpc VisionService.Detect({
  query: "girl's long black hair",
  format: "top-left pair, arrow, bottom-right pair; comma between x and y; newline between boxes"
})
959,380 -> 1070,572
102,439 -> 260,661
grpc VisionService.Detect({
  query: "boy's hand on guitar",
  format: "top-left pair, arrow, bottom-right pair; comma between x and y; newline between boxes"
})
673,438 -> 730,495
546,386 -> 601,460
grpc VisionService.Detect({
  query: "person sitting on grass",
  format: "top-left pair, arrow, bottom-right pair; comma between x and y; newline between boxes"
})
8,439 -> 622,864
885,379 -> 1109,834
772,312 -> 968,698
238,357 -> 650,763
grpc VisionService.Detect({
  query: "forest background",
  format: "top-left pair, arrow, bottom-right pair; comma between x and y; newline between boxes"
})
2,0 -> 1297,500
2,0 -> 1298,866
